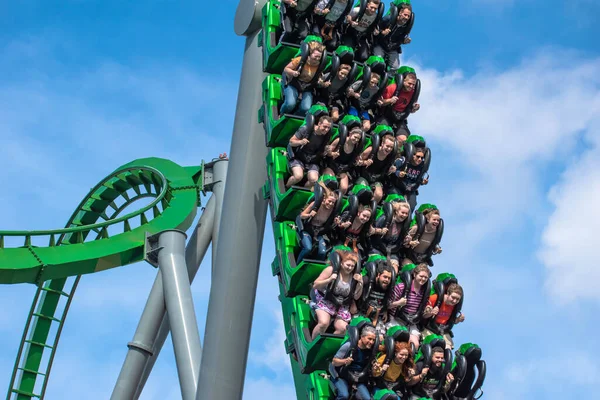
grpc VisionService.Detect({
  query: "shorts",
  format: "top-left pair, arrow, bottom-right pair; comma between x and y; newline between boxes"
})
314,291 -> 352,322
290,159 -> 319,172
386,317 -> 421,337
421,328 -> 454,349
348,106 -> 370,121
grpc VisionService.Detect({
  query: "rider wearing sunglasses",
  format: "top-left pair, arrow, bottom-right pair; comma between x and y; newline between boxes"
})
386,146 -> 429,213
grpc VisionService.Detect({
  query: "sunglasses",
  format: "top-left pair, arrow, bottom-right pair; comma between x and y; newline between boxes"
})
414,155 -> 424,160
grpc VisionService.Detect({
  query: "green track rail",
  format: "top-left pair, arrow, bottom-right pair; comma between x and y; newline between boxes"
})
2,157 -> 203,400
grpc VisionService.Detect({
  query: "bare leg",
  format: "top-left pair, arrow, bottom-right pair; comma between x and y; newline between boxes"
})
374,185 -> 383,203
409,334 -> 420,351
331,107 -> 340,122
339,173 -> 349,195
333,318 -> 348,335
305,169 -> 319,187
312,309 -> 332,340
286,165 -> 305,188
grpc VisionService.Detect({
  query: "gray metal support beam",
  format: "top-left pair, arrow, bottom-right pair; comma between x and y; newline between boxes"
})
210,159 -> 227,272
196,1 -> 268,399
112,196 -> 217,400
133,161 -> 229,399
158,230 -> 202,400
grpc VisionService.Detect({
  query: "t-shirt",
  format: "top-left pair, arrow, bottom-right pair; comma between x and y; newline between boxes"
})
334,342 -> 370,372
402,162 -> 423,192
382,83 -> 414,113
349,7 -> 377,33
293,125 -> 329,159
389,281 -> 424,317
414,361 -> 444,397
376,354 -> 406,383
363,277 -> 388,311
428,294 -> 455,325
320,72 -> 348,93
289,56 -> 320,84
316,0 -> 348,23
350,80 -> 378,109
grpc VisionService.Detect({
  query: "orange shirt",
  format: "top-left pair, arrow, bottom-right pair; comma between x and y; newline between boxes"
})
289,56 -> 319,83
428,294 -> 455,325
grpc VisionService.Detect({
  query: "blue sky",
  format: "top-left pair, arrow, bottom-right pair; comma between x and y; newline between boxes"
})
0,0 -> 599,399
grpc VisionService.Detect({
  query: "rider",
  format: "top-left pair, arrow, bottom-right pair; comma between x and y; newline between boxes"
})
371,341 -> 420,399
286,115 -> 333,188
342,0 -> 382,61
410,347 -> 455,400
387,263 -> 431,350
281,40 -> 327,116
322,123 -> 364,194
377,71 -> 420,138
359,260 -> 395,333
373,2 -> 413,72
331,325 -> 378,400
311,250 -> 363,340
422,283 -> 465,349
387,145 -> 430,212
347,71 -> 382,132
313,0 -> 353,49
334,203 -> 377,256
297,182 -> 339,262
402,208 -> 443,266
356,132 -> 398,203
370,199 -> 411,260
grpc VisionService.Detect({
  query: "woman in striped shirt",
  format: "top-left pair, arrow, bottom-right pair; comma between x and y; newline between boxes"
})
386,264 -> 431,350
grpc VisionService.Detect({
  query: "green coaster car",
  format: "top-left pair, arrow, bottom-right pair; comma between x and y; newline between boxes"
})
266,147 -> 315,221
260,0 -> 303,74
260,84 -> 340,147
276,275 -> 333,399
272,221 -> 328,297
290,294 -> 347,373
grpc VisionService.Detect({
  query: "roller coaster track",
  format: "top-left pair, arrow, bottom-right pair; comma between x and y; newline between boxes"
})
1,157 -> 203,400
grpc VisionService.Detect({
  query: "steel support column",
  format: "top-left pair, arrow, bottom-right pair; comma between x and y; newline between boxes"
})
196,1 -> 268,398
111,196 -> 217,400
158,230 -> 202,400
133,161 -> 229,399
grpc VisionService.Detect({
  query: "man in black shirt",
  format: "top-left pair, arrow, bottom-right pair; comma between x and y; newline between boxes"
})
331,325 -> 377,400
360,262 -> 394,334
373,3 -> 413,72
286,116 -> 333,188
410,347 -> 454,399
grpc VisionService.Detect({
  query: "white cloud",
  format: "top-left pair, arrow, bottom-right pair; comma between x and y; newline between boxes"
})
249,308 -> 290,375
538,125 -> 600,303
405,52 -> 600,251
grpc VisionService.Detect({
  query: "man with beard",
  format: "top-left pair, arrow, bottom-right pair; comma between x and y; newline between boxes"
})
360,261 -> 394,335
410,347 -> 454,399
